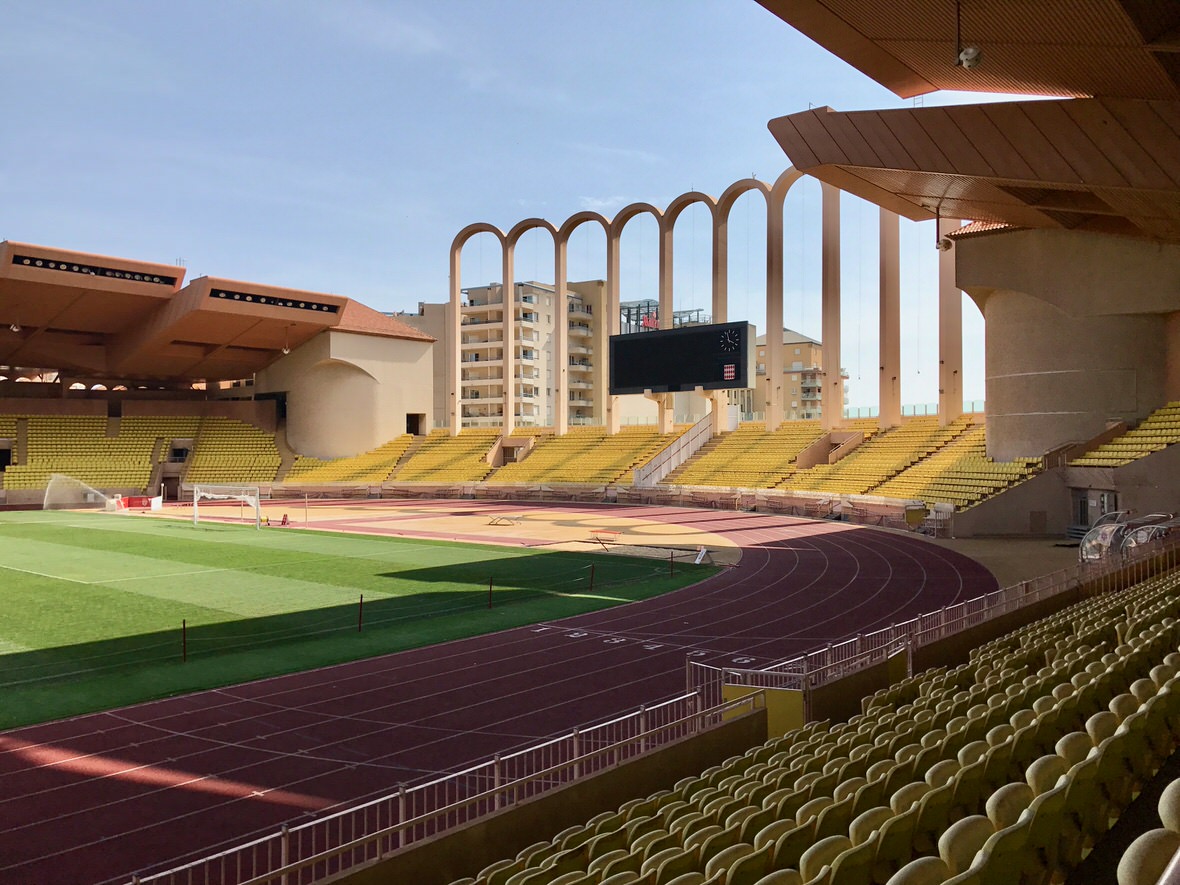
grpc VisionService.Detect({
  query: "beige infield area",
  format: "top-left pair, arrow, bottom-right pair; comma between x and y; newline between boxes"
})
166,498 -> 744,566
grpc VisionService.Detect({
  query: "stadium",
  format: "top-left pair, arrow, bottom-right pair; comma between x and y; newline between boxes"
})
3,3 -> 1180,885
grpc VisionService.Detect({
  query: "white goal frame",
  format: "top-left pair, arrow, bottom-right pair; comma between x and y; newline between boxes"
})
191,484 -> 262,529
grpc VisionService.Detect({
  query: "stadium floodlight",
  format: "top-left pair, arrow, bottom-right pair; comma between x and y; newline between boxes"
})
191,484 -> 263,530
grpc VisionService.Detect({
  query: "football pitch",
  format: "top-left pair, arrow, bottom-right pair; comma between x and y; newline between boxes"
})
0,510 -> 716,730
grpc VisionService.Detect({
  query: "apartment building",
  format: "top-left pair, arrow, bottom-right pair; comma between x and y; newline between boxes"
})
403,280 -> 606,430
755,328 -> 847,421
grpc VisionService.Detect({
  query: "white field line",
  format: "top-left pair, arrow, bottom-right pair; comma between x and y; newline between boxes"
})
0,562 -> 91,584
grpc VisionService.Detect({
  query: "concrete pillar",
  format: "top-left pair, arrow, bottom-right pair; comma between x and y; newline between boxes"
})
447,245 -> 462,436
658,218 -> 674,330
501,251 -> 516,437
713,207 -> 728,325
554,239 -> 569,435
765,188 -> 786,429
879,208 -> 902,429
820,183 -> 842,430
938,217 -> 963,426
604,232 -> 621,434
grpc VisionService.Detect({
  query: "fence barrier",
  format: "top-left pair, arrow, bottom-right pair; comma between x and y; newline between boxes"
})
689,535 -> 1180,710
126,690 -> 764,885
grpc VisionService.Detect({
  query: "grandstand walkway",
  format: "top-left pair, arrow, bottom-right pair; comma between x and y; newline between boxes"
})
0,503 -> 997,885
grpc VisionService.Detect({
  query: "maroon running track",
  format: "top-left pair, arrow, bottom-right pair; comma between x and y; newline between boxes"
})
0,503 -> 997,885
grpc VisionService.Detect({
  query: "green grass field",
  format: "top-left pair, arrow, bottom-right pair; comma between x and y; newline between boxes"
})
0,511 -> 716,730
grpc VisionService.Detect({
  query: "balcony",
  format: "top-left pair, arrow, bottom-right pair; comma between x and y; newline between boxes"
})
461,335 -> 502,347
569,359 -> 593,372
570,344 -> 593,356
568,322 -> 592,337
462,354 -> 504,367
462,299 -> 503,313
568,303 -> 592,317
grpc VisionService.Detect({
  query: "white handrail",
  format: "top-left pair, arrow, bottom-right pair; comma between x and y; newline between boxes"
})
632,413 -> 713,488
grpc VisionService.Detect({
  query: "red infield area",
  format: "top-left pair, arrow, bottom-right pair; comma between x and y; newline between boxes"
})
0,502 -> 997,885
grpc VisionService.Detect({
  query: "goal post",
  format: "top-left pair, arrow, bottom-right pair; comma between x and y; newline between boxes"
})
191,484 -> 263,529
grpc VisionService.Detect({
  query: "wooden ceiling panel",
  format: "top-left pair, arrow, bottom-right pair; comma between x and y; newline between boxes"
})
1103,100 -> 1180,184
909,107 -> 998,178
757,0 -> 1180,99
768,98 -> 1180,242
1064,99 -> 1177,189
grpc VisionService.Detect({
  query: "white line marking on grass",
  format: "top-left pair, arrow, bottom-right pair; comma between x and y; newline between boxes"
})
0,562 -> 91,584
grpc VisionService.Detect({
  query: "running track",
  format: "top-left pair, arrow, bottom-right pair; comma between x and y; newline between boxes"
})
0,503 -> 998,884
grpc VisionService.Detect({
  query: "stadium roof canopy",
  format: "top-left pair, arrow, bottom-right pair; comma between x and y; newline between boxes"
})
0,241 -> 432,385
759,0 -> 1180,242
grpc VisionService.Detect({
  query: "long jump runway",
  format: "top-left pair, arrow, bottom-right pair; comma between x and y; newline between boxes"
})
0,503 -> 997,885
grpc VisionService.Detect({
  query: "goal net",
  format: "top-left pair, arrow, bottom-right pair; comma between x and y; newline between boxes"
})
43,474 -> 113,511
191,484 -> 262,529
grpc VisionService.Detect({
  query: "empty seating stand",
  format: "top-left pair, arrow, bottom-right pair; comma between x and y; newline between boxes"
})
781,416 -> 972,497
446,565 -> 1180,885
489,426 -> 678,486
183,416 -> 282,485
874,425 -> 1039,510
284,435 -> 413,485
1071,402 -> 1180,468
0,414 -> 197,492
667,421 -> 823,489
392,429 -> 499,483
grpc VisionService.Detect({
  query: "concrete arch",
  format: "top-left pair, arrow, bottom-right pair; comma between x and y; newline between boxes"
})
448,223 -> 508,435
762,168 -> 808,427
557,211 -> 610,243
662,191 -> 719,329
441,167 -> 903,437
505,217 -> 558,247
501,220 -> 559,435
713,179 -> 772,325
553,213 -> 611,434
663,191 -> 717,229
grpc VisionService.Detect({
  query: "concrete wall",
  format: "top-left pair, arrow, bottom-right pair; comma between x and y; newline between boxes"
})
256,331 -> 433,459
956,228 -> 1180,461
1063,443 -> 1180,519
399,303 -> 449,429
951,468 -> 1072,538
331,709 -> 767,885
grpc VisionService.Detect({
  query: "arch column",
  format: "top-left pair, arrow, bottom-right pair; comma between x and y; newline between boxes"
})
938,217 -> 963,426
553,238 -> 569,435
820,182 -> 842,430
764,174 -> 794,429
501,249 -> 516,436
448,244 -> 462,436
879,208 -> 902,428
604,231 -> 621,434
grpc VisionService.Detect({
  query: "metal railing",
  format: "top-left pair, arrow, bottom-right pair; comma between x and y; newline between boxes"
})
690,536 -> 1180,705
126,691 -> 764,885
632,413 -> 713,488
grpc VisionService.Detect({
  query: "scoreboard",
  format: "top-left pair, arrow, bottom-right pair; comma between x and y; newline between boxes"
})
609,321 -> 755,395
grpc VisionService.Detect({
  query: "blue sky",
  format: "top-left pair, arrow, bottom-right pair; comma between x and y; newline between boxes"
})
1,0 -> 1001,409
